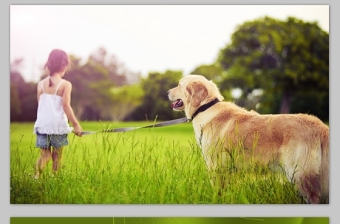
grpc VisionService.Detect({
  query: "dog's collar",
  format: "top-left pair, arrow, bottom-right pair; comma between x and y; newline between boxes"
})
191,98 -> 220,120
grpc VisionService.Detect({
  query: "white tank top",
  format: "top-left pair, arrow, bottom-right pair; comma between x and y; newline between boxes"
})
33,79 -> 73,134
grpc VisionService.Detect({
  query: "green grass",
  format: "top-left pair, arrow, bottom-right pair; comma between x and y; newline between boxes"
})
10,121 -> 304,204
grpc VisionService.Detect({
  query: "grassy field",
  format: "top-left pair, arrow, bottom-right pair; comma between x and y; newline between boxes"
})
10,121 -> 304,204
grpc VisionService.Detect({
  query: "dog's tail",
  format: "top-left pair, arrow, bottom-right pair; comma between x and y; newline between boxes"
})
320,128 -> 329,203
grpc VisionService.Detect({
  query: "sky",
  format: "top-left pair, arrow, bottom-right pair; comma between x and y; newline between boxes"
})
10,5 -> 329,83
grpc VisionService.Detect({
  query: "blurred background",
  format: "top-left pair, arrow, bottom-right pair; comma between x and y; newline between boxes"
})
10,5 -> 329,123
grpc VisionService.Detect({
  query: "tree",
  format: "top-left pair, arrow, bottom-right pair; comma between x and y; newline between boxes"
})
10,82 -> 21,121
10,59 -> 38,122
218,16 -> 329,121
190,63 -> 223,82
191,63 -> 233,101
63,54 -> 115,120
89,47 -> 127,86
109,84 -> 145,121
10,69 -> 24,121
89,47 -> 141,85
62,47 -> 142,121
128,70 -> 184,121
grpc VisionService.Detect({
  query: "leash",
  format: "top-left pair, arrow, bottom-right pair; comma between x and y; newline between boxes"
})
80,117 -> 190,135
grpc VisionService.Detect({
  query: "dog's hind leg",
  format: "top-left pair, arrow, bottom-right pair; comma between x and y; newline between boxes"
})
281,144 -> 322,204
285,165 -> 320,204
298,173 -> 321,204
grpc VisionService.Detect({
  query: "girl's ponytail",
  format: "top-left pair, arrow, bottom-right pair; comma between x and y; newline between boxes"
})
49,76 -> 53,87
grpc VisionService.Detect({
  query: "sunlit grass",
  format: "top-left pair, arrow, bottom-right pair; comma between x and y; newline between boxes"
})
10,122 -> 304,204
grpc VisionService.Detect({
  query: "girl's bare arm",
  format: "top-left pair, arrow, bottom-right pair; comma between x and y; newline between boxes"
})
62,81 -> 82,136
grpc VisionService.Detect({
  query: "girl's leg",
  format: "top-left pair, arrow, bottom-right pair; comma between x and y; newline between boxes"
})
34,148 -> 52,178
52,147 -> 63,173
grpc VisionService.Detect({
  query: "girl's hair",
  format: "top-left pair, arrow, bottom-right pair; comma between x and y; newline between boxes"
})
45,49 -> 70,86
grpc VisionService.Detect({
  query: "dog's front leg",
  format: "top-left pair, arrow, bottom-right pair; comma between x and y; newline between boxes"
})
202,145 -> 230,194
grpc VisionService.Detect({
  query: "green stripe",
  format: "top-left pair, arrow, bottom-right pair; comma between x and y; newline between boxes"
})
10,217 -> 329,224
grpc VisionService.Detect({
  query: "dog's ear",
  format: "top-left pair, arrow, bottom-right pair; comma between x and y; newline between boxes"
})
186,81 -> 208,107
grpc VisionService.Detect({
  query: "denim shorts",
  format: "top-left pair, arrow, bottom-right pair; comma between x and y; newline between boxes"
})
36,133 -> 68,149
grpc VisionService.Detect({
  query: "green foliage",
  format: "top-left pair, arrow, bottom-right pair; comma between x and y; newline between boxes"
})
217,16 -> 329,120
64,55 -> 117,120
10,82 -> 21,120
190,64 -> 233,101
10,68 -> 32,121
128,70 -> 184,121
10,69 -> 38,122
190,63 -> 222,82
109,84 -> 145,121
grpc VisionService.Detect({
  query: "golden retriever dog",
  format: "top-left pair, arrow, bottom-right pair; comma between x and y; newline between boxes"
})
168,74 -> 329,204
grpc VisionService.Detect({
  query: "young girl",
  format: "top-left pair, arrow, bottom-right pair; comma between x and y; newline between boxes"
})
33,49 -> 83,178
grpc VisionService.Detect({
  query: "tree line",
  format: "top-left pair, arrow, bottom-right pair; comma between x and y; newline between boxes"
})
10,16 -> 329,123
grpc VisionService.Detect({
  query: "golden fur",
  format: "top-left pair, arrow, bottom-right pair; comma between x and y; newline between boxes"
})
168,75 -> 329,204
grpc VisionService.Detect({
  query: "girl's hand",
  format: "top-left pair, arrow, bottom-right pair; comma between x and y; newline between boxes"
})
73,124 -> 83,137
